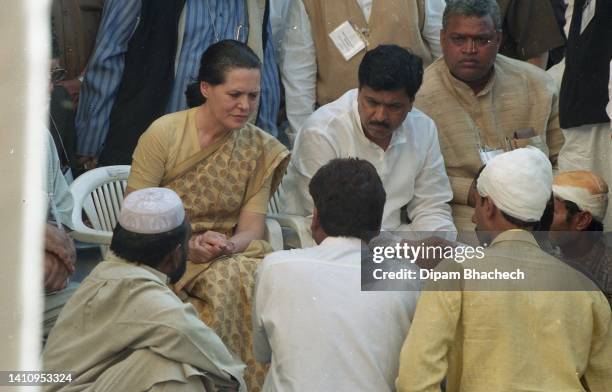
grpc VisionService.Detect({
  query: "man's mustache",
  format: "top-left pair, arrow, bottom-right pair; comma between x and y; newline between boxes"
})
369,121 -> 390,129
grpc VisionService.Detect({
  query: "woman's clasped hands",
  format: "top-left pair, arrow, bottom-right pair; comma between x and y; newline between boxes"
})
189,230 -> 236,264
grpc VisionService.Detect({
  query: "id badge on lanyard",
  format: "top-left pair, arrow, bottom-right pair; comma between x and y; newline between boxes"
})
329,21 -> 368,61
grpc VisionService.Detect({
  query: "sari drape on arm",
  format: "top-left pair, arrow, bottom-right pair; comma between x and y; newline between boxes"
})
164,124 -> 289,392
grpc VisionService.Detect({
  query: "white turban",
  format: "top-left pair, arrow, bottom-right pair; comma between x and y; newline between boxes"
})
553,171 -> 609,222
119,188 -> 185,234
477,147 -> 553,222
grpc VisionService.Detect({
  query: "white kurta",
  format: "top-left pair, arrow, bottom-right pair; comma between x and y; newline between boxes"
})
280,89 -> 456,237
43,253 -> 246,391
253,236 -> 421,392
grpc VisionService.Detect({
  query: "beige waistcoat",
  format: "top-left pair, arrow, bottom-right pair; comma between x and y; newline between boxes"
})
303,0 -> 432,106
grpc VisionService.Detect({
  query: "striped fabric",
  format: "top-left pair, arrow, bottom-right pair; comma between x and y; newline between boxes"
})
76,0 -> 280,156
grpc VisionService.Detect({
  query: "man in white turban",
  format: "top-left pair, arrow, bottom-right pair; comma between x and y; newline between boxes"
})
43,188 -> 246,391
550,170 -> 611,304
396,148 -> 612,392
472,146 -> 554,246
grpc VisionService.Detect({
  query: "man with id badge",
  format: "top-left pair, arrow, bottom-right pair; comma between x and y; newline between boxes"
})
279,0 -> 446,145
414,0 -> 565,231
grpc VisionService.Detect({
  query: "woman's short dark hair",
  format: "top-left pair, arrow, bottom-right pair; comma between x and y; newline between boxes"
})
185,39 -> 261,107
358,44 -> 423,99
309,158 -> 386,242
109,219 -> 191,267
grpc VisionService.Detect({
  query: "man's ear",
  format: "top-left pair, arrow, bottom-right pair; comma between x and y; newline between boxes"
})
311,207 -> 320,234
574,211 -> 594,231
200,81 -> 209,99
495,31 -> 503,51
483,196 -> 496,219
159,244 -> 181,273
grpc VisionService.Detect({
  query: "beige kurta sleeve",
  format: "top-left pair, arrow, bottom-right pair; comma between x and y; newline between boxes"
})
449,176 -> 474,206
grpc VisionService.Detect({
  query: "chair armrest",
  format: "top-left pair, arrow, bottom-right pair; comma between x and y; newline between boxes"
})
69,222 -> 112,244
69,203 -> 113,245
267,213 -> 315,248
264,218 -> 284,252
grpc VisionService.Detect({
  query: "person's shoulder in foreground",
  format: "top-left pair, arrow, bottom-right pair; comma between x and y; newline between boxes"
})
255,158 -> 420,392
44,188 -> 245,392
395,147 -> 612,392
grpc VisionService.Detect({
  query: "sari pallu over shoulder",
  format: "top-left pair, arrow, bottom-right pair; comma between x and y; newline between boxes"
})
165,124 -> 289,392
161,123 -> 289,236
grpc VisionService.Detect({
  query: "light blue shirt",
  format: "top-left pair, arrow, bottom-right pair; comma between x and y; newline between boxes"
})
46,130 -> 74,229
76,0 -> 280,156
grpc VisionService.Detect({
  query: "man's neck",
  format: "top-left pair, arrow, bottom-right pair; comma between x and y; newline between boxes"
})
561,232 -> 599,259
485,222 -> 528,246
452,69 -> 494,95
375,137 -> 392,151
361,125 -> 393,151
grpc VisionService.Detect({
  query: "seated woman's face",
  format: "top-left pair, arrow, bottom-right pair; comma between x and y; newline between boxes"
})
201,67 -> 261,131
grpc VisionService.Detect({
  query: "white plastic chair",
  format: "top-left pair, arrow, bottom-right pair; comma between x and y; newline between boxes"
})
69,165 -> 130,255
267,187 -> 315,249
70,165 -> 287,253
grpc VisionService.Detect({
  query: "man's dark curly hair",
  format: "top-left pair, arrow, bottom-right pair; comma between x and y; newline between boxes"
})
309,158 -> 386,242
358,44 -> 423,99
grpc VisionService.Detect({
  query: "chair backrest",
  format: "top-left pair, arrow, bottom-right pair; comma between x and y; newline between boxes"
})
70,165 -> 130,244
268,187 -> 282,214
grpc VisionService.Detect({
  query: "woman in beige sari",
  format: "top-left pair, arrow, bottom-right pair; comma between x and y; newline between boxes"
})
126,40 -> 289,391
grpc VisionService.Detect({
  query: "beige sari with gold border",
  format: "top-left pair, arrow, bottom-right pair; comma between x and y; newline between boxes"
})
165,124 -> 289,392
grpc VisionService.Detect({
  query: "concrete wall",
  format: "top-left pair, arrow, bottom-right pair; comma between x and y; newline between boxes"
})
0,0 -> 49,386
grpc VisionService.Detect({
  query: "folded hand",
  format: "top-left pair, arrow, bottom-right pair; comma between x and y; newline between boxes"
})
189,231 -> 236,264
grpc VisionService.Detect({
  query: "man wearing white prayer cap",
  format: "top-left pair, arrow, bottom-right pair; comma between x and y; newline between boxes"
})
396,148 -> 612,392
472,146 -> 554,246
43,188 -> 246,391
550,170 -> 612,304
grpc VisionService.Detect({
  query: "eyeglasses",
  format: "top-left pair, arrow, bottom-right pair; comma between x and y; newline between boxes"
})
50,67 -> 67,83
448,35 -> 497,49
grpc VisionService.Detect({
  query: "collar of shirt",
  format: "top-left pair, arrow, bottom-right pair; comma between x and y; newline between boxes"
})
350,92 -> 409,150
442,59 -> 498,99
315,236 -> 366,267
489,229 -> 538,248
320,236 -> 364,249
106,251 -> 169,284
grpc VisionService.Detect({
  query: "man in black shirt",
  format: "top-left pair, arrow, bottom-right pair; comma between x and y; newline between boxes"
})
559,0 -> 612,229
